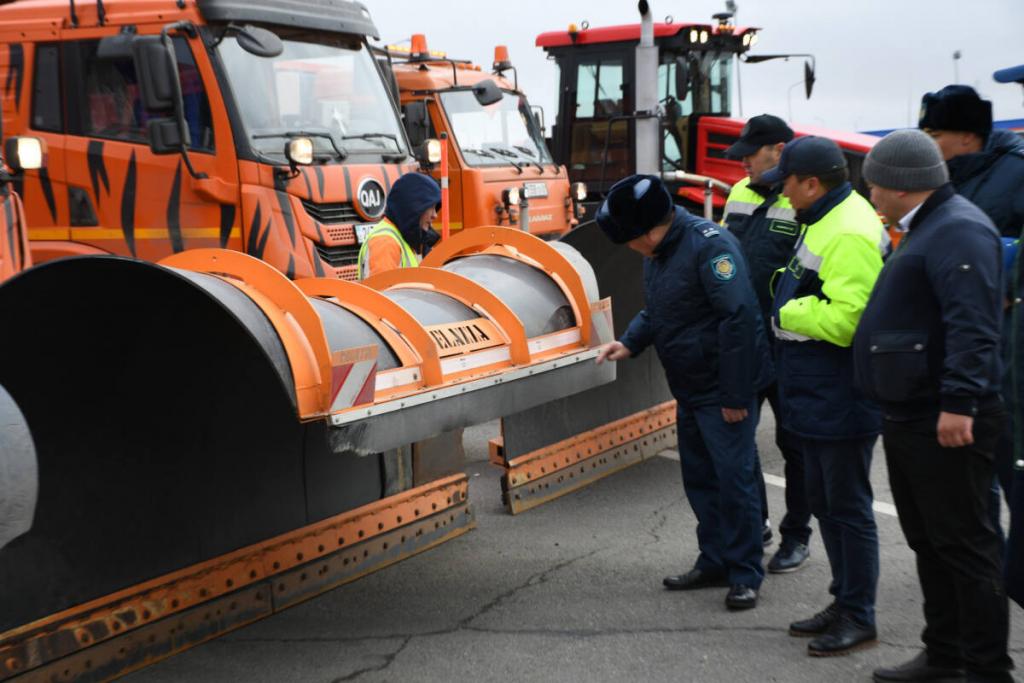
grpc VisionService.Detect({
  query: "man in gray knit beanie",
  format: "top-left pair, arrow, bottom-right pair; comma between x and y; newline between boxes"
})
855,128 -> 1013,683
863,129 -> 948,194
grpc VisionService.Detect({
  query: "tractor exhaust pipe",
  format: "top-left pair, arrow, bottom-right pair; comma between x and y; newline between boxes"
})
635,0 -> 659,175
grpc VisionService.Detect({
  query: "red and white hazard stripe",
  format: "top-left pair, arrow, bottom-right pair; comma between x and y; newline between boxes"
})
330,345 -> 378,413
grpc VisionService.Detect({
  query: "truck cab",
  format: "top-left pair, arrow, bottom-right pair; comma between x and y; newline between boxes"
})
0,0 -> 418,280
386,38 -> 584,237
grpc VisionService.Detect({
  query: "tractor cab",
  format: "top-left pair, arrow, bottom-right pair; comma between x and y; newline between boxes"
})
538,17 -> 756,201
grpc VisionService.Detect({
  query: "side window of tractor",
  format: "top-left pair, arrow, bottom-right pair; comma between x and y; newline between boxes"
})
61,38 -> 215,151
31,43 -> 63,132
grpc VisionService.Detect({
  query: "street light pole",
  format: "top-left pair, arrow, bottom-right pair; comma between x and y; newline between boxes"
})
952,50 -> 962,83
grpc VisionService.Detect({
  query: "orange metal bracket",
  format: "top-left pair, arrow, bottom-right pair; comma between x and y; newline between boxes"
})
364,266 -> 531,365
294,277 -> 443,387
422,226 -> 592,346
158,249 -> 332,419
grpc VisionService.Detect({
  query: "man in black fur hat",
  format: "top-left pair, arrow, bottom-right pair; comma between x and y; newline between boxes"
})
595,174 -> 773,610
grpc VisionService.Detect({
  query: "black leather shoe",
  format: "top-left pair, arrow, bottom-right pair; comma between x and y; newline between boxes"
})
789,602 -> 839,637
872,652 -> 965,682
808,613 -> 877,657
725,584 -> 758,610
763,524 -> 774,547
768,542 -> 810,573
662,568 -> 729,591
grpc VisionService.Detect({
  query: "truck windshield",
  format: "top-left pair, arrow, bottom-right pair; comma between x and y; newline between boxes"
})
217,34 -> 408,160
439,90 -> 552,167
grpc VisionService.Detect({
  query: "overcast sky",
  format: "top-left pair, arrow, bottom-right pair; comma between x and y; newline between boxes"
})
367,0 -> 1024,134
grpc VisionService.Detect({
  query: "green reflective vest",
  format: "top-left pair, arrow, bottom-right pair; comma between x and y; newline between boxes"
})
356,218 -> 419,280
773,190 -> 888,348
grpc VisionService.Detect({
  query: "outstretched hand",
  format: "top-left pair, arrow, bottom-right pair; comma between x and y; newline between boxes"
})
596,341 -> 632,364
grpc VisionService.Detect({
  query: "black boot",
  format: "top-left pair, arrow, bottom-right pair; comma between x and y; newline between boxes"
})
872,651 -> 965,682
808,612 -> 877,657
662,568 -> 729,591
789,602 -> 839,637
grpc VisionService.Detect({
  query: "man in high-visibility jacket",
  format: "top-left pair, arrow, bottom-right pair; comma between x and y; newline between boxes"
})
762,136 -> 888,657
722,114 -> 811,574
357,172 -> 441,279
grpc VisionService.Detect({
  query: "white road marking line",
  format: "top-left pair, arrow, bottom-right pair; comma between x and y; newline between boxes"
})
656,449 -> 898,518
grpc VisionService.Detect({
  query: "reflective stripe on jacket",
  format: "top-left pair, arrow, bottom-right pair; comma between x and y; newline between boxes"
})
722,177 -> 798,323
357,218 -> 419,280
771,184 -> 887,439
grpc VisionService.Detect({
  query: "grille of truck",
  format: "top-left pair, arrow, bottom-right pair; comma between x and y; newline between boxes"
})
300,199 -> 362,224
315,243 -> 360,269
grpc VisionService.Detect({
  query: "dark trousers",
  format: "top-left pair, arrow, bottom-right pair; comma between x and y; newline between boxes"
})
677,399 -> 764,589
884,411 -> 1013,680
753,384 -> 813,546
1008,466 -> 1024,608
798,435 -> 879,627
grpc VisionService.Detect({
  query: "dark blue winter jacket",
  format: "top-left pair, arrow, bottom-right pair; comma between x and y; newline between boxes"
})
619,207 -> 773,407
948,129 -> 1024,237
853,184 -> 1003,420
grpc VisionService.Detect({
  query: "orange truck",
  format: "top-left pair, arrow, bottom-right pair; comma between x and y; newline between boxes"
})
383,36 -> 586,237
0,137 -> 42,282
0,0 -> 427,280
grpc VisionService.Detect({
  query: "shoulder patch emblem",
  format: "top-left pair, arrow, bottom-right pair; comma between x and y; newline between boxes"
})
700,224 -> 720,238
711,253 -> 736,281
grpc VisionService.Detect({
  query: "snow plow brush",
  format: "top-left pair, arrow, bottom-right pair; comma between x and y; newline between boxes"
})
489,221 -> 677,514
0,227 -> 613,681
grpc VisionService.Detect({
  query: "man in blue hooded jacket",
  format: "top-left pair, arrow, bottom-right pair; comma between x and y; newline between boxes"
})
357,173 -> 441,279
595,174 -> 773,611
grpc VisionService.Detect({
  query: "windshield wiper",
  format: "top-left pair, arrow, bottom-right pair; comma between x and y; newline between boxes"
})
488,145 -> 538,173
461,147 -> 498,159
512,146 -> 546,173
252,129 -> 348,160
340,133 -> 401,151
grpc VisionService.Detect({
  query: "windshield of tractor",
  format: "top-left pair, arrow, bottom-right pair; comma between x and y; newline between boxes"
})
439,90 -> 553,167
659,51 -> 733,171
217,33 -> 409,160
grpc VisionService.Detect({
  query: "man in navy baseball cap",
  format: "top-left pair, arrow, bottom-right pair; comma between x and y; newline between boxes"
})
759,135 -> 847,187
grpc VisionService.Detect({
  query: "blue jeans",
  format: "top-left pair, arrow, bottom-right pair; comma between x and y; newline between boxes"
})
799,435 -> 879,627
678,399 -> 765,589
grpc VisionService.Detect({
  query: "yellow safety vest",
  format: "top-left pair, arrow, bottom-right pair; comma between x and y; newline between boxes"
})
356,218 -> 419,280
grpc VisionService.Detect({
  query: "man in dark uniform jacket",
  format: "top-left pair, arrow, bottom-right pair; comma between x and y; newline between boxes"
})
595,175 -> 772,611
854,130 -> 1014,683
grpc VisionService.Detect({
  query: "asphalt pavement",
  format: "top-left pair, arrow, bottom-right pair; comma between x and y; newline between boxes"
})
127,409 -> 1024,683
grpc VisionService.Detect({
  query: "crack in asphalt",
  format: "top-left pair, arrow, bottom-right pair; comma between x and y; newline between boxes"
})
328,635 -> 412,683
644,497 -> 682,545
307,548 -> 603,681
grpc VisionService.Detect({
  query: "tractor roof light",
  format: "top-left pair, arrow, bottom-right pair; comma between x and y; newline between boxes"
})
689,28 -> 699,43
502,186 -> 520,207
700,29 -> 709,44
285,137 -> 314,167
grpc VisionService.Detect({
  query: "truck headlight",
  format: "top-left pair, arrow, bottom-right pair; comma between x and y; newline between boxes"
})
285,137 -> 314,166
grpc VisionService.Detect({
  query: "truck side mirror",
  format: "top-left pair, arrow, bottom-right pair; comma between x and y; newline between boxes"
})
804,60 -> 816,99
674,56 -> 691,101
146,119 -> 184,154
132,34 -> 191,154
132,36 -> 177,111
404,100 -> 431,148
472,79 -> 504,107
